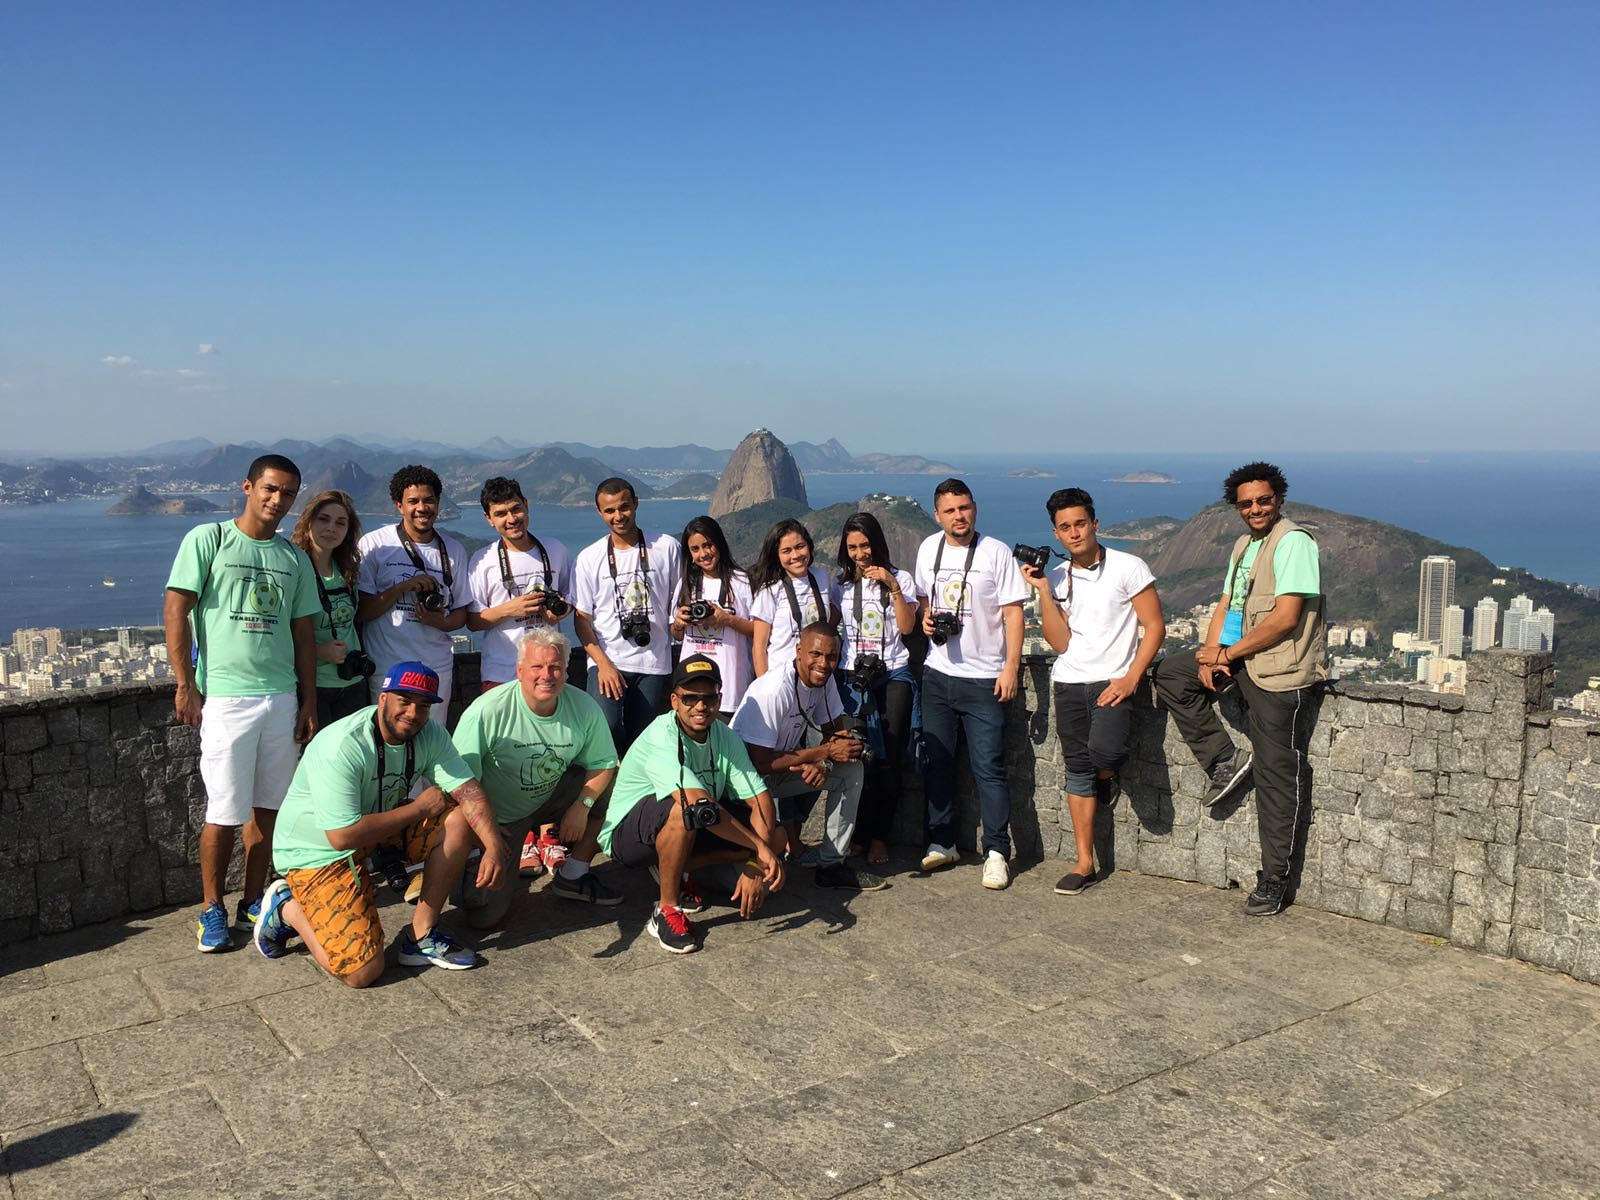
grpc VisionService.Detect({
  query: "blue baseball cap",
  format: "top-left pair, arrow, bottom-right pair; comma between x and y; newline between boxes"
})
380,661 -> 443,704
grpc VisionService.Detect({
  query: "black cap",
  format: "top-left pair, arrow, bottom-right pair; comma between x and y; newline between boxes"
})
672,653 -> 722,691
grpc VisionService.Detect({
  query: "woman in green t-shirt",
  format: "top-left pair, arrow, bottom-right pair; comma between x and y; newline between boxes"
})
291,490 -> 370,726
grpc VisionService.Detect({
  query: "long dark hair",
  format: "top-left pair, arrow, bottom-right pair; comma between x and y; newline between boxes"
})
749,518 -> 815,593
835,511 -> 897,603
678,515 -> 737,608
292,490 -> 363,589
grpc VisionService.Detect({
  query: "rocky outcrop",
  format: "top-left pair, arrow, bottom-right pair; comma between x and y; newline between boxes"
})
709,429 -> 808,518
107,485 -> 222,516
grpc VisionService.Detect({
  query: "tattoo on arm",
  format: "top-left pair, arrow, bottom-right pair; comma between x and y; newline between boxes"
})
449,780 -> 501,848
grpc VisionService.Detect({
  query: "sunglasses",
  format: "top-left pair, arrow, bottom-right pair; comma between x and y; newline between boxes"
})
675,690 -> 721,709
1234,496 -> 1278,511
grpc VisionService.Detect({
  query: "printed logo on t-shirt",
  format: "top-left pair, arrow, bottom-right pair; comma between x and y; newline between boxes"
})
852,606 -> 884,656
934,572 -> 971,613
378,767 -> 410,810
621,576 -> 650,612
328,594 -> 355,629
517,748 -> 567,794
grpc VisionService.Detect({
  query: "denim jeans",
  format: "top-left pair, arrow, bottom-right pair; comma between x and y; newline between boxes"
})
840,665 -> 915,844
586,667 -> 668,756
920,667 -> 1011,857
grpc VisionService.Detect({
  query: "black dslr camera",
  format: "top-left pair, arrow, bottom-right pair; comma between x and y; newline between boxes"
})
851,652 -> 887,691
929,611 -> 963,646
685,598 -> 715,625
680,794 -> 721,831
1013,543 -> 1054,573
337,649 -> 377,680
620,611 -> 652,647
532,586 -> 571,619
418,588 -> 447,614
835,715 -> 875,765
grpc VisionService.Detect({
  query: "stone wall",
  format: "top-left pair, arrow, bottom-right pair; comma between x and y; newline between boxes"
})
5,648 -> 1599,987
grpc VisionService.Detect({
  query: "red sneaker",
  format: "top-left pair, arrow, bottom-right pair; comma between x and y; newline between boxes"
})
518,831 -> 544,878
536,831 -> 569,871
648,903 -> 698,954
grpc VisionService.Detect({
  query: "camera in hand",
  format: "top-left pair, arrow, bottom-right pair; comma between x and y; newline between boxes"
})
851,652 -> 887,690
531,586 -> 571,619
685,598 -> 715,625
929,610 -> 963,646
337,649 -> 377,681
620,610 -> 652,647
836,715 -> 875,764
679,794 -> 721,831
1013,543 -> 1054,572
418,588 -> 447,614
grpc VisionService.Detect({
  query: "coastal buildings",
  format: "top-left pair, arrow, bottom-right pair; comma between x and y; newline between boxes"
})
1442,604 -> 1465,659
1417,556 -> 1456,642
1473,596 -> 1499,651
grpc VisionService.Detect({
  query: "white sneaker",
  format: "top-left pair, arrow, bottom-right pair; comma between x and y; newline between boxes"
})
920,844 -> 959,872
981,851 -> 1010,890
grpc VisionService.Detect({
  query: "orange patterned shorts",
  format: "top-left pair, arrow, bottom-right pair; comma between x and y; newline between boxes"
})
283,812 -> 446,977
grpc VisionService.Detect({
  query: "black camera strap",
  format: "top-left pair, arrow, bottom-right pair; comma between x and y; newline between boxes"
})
497,536 -> 553,598
685,567 -> 733,611
931,534 -> 979,618
791,663 -> 840,743
781,568 -> 827,631
607,533 -> 650,619
370,713 -> 417,808
675,721 -> 719,802
313,571 -> 354,620
1064,550 -> 1107,606
397,524 -> 453,588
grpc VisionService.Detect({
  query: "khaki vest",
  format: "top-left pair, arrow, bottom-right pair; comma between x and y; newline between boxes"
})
1223,516 -> 1328,691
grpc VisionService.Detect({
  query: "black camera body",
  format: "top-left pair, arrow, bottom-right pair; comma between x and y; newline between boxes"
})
685,598 -> 715,625
531,586 -> 571,619
418,588 -> 447,614
338,649 -> 377,681
1013,543 -> 1053,572
851,652 -> 887,691
929,611 -> 963,646
680,795 -> 721,831
620,611 -> 652,647
836,715 -> 875,765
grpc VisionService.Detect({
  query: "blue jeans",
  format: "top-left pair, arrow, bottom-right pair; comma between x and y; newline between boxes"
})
920,667 -> 1011,857
587,667 -> 668,756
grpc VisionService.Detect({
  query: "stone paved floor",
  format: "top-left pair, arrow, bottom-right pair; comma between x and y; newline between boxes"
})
3,857 -> 1599,1199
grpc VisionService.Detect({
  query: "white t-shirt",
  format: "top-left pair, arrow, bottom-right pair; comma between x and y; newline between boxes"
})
678,569 -> 756,712
1046,547 -> 1157,684
914,532 -> 1029,679
356,524 -> 469,677
751,566 -> 839,673
730,659 -> 844,754
465,535 -> 575,684
837,568 -> 918,671
573,532 -> 682,675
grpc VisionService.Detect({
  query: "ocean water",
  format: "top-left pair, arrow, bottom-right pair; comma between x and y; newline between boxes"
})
3,452 -> 1596,639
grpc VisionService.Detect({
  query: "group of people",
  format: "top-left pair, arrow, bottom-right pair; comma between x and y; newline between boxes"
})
164,454 -> 1325,980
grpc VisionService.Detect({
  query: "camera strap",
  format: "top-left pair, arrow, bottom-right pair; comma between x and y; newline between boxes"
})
686,568 -> 734,611
370,713 -> 417,808
931,534 -> 979,617
791,663 -> 840,743
675,722 -> 718,802
313,571 -> 354,620
497,536 -> 553,598
1064,550 -> 1106,606
397,525 -> 453,588
781,568 -> 827,631
607,533 -> 650,618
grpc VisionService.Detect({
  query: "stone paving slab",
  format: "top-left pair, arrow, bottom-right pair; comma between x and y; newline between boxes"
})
3,864 -> 1599,1199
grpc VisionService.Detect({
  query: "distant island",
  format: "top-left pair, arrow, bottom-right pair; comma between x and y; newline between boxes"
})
1100,515 -> 1182,541
107,486 -> 224,516
1110,471 -> 1178,485
1007,467 -> 1055,479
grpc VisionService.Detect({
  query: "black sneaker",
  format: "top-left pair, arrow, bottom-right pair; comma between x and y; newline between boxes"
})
1095,774 -> 1121,808
815,863 -> 889,892
1244,871 -> 1289,916
370,844 -> 411,895
1202,751 -> 1253,807
1053,869 -> 1096,895
647,904 -> 699,954
549,869 -> 624,907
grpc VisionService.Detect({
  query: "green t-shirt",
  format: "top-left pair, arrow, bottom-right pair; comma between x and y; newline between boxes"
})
272,707 -> 476,874
598,712 -> 767,856
165,521 -> 319,697
313,571 -> 364,691
452,682 -> 618,824
1225,530 -> 1320,612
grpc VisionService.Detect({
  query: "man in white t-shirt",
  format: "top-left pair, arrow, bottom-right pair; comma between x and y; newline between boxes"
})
914,479 -> 1030,889
1022,488 -> 1164,897
572,477 -> 683,754
464,477 -> 574,690
730,623 -> 886,893
356,465 -> 469,724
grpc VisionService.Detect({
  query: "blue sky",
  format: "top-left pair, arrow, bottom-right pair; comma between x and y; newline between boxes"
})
3,1 -> 1597,456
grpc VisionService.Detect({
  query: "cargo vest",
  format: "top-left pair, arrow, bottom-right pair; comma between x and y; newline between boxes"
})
1225,516 -> 1328,692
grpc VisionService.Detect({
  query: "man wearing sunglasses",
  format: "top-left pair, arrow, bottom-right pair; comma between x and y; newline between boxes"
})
1151,462 -> 1327,916
597,654 -> 785,954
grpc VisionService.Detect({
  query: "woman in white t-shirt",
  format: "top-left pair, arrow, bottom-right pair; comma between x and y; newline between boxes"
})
835,512 -> 920,864
749,518 -> 841,677
670,516 -> 756,718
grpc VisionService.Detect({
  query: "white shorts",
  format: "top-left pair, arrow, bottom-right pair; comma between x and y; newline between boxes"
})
199,693 -> 300,826
370,660 -> 454,725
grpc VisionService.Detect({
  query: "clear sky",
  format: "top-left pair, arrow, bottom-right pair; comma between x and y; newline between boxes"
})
3,1 -> 1597,456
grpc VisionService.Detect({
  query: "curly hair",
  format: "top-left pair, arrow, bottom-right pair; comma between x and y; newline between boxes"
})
1222,462 -> 1288,506
388,464 -> 443,505
291,491 -> 363,589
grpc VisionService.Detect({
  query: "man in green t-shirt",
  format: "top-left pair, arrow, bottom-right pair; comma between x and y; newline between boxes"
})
256,661 -> 511,986
600,654 -> 786,954
163,453 -> 320,953
451,626 -> 622,926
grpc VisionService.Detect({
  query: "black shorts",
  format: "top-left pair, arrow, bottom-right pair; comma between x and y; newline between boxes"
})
608,794 -> 751,869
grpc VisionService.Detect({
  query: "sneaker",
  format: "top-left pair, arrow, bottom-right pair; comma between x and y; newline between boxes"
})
1095,774 -> 1121,809
647,903 -> 699,955
371,843 -> 411,894
398,927 -> 483,970
649,866 -> 707,914
536,831 -> 569,871
794,844 -> 822,869
234,895 -> 261,930
549,869 -> 624,906
1245,871 -> 1289,916
981,850 -> 1010,890
920,844 -> 959,872
518,831 -> 545,879
1202,750 -> 1253,807
1054,869 -> 1096,895
253,879 -> 294,959
404,872 -> 424,904
196,901 -> 231,952
815,863 -> 889,892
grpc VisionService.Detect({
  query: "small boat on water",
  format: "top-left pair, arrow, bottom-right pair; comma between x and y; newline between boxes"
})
102,576 -> 117,588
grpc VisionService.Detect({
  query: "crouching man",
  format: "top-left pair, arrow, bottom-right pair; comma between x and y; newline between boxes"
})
254,662 -> 511,985
596,654 -> 786,954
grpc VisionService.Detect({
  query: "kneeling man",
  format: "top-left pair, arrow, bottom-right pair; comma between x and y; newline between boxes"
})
255,662 -> 510,986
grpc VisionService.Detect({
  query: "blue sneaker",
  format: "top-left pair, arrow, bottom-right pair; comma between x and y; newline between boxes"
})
398,927 -> 482,971
234,895 -> 261,930
253,879 -> 294,959
196,901 -> 232,953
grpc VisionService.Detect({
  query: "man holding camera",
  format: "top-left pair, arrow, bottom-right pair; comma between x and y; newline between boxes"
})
165,453 -> 320,952
730,622 -> 886,892
450,627 -> 622,924
573,477 -> 682,752
255,661 -> 510,985
598,655 -> 786,954
357,465 -> 470,723
1021,488 -> 1165,896
1151,462 -> 1327,916
915,478 -> 1030,889
465,477 -> 574,690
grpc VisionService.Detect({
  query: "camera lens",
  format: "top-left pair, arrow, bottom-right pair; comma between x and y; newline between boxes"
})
419,589 -> 446,613
686,599 -> 713,624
